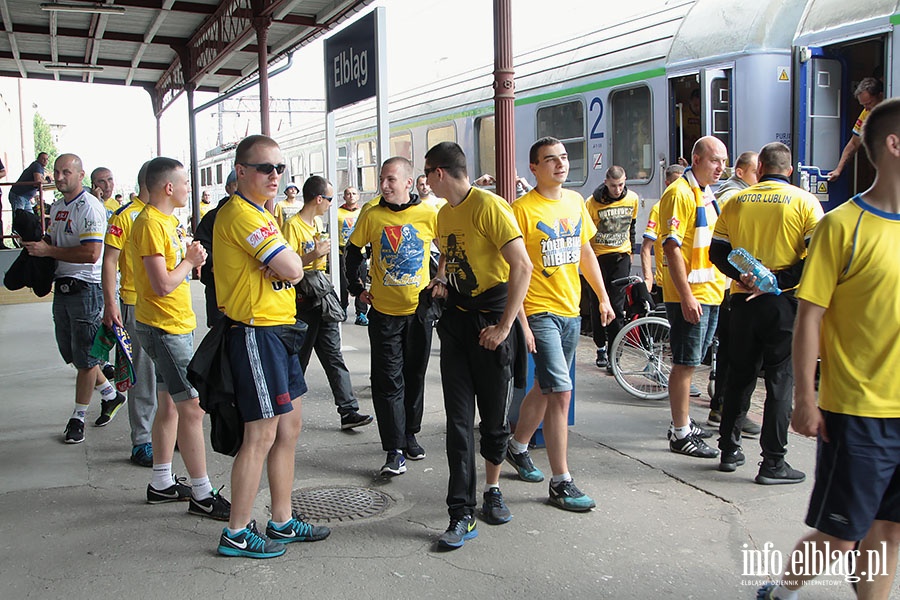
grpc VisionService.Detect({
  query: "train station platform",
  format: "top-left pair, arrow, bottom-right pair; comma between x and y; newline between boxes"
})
0,283 -> 848,599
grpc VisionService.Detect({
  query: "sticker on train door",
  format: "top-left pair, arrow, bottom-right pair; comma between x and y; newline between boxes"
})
777,67 -> 790,82
593,153 -> 603,170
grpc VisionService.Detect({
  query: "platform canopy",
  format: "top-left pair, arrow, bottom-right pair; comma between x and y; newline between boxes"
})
0,0 -> 373,115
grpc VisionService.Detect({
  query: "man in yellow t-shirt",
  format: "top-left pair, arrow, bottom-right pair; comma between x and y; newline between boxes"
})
710,142 -> 823,481
92,167 -> 120,220
827,77 -> 884,182
759,97 -> 900,600
508,137 -> 614,513
424,141 -> 532,549
585,165 -> 639,371
102,162 -> 157,467
131,157 -> 230,521
345,157 -> 438,477
283,176 -> 372,431
337,186 -> 368,324
213,135 -> 329,559
640,164 -> 684,293
274,183 -> 302,229
658,136 -> 728,459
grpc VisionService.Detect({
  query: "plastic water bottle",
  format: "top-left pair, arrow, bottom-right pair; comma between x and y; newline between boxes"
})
727,248 -> 781,295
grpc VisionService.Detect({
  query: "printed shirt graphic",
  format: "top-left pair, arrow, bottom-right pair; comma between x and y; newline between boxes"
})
437,187 -> 521,298
657,177 -> 726,305
513,189 -> 596,317
852,108 -> 869,137
349,201 -> 438,316
713,179 -> 823,295
797,196 -> 900,418
213,194 -> 296,326
48,190 -> 106,283
104,198 -> 146,305
131,204 -> 196,334
283,214 -> 327,271
586,190 -> 638,255
337,206 -> 360,247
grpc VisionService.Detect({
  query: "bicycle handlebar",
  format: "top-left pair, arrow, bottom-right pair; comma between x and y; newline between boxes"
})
611,275 -> 643,287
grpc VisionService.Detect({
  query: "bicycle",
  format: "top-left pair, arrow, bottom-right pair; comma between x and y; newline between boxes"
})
608,276 -> 673,400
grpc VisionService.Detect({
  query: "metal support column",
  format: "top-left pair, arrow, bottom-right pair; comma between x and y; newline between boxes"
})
254,16 -> 273,137
493,0 -> 516,203
374,7 -> 389,168
187,84 -> 201,234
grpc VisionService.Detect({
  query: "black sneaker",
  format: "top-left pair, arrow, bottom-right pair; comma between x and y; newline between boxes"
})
480,488 -> 512,524
669,434 -> 719,458
266,510 -> 331,543
548,479 -> 596,512
666,418 -> 713,440
689,384 -> 702,397
741,419 -> 762,437
380,450 -> 406,476
147,476 -> 191,503
438,515 -> 478,549
718,448 -> 745,472
755,460 -> 806,485
707,409 -> 722,425
218,520 -> 285,559
340,411 -> 373,430
102,362 -> 116,382
405,434 -> 426,460
64,418 -> 85,444
595,348 -> 608,368
131,443 -> 153,467
95,392 -> 126,427
188,488 -> 231,521
505,446 -> 544,482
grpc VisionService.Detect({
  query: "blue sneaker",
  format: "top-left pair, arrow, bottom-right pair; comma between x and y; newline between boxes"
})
505,446 -> 544,482
218,520 -> 285,559
355,313 -> 369,326
266,511 -> 331,543
756,583 -> 776,599
438,515 -> 478,549
380,450 -> 406,476
548,479 -> 596,512
130,443 -> 153,467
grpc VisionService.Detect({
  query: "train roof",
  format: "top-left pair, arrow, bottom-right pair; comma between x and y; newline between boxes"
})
666,0 -> 807,69
794,0 -> 900,47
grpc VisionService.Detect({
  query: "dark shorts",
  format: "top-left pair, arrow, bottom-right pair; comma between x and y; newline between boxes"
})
226,324 -> 306,422
52,282 -> 102,369
805,411 -> 900,541
665,302 -> 718,366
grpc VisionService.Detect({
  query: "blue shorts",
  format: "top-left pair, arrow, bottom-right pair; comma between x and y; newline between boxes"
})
135,323 -> 197,402
665,303 -> 719,366
805,411 -> 900,541
53,282 -> 102,369
227,324 -> 307,422
527,312 -> 580,394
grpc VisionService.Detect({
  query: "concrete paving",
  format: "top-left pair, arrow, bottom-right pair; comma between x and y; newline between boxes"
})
0,283 -> 855,599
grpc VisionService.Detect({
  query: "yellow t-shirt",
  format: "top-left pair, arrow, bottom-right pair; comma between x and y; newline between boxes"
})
274,199 -> 303,226
642,201 -> 665,287
585,189 -> 638,256
199,201 -> 213,220
657,177 -> 726,305
348,201 -> 438,316
337,205 -> 361,248
104,198 -> 145,305
437,187 -> 521,298
213,194 -> 297,326
513,188 -> 597,317
131,204 -> 196,334
357,196 -> 382,220
852,108 -> 869,137
797,195 -> 900,418
104,197 -> 120,220
713,177 -> 823,294
283,214 -> 327,272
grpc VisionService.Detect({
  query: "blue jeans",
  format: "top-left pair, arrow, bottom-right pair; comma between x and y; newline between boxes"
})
665,303 -> 719,366
527,312 -> 580,393
9,192 -> 33,212
135,322 -> 197,402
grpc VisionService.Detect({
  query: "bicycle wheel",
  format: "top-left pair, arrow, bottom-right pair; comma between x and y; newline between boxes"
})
610,316 -> 672,401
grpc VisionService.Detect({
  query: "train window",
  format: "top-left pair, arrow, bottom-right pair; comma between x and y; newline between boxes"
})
476,116 -> 495,180
536,100 -> 585,184
357,140 -> 378,192
427,124 -> 457,149
290,155 -> 304,184
390,133 -> 412,160
710,75 -> 732,162
336,145 -> 350,192
310,150 -> 324,177
216,163 -> 223,185
610,86 -> 653,181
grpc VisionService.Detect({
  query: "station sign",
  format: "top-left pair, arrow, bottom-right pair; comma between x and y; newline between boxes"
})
324,11 -> 376,112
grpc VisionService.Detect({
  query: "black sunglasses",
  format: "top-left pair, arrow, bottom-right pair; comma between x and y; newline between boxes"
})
320,195 -> 333,201
423,166 -> 447,176
240,162 -> 286,175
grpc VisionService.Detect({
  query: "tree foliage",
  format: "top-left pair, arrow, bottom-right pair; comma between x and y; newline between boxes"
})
33,112 -> 58,167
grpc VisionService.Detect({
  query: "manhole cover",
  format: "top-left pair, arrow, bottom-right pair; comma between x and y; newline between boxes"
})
290,486 -> 393,523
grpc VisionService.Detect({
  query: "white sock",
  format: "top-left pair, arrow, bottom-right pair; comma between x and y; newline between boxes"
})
95,381 -> 116,401
550,472 -> 571,485
771,585 -> 798,600
226,527 -> 245,536
151,463 -> 173,490
71,404 -> 89,422
191,475 -> 213,500
484,483 -> 500,493
508,438 -> 528,454
672,422 -> 692,440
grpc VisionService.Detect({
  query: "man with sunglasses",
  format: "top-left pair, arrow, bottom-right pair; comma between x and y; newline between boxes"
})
283,175 -> 373,431
213,136 -> 329,559
345,157 -> 439,477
